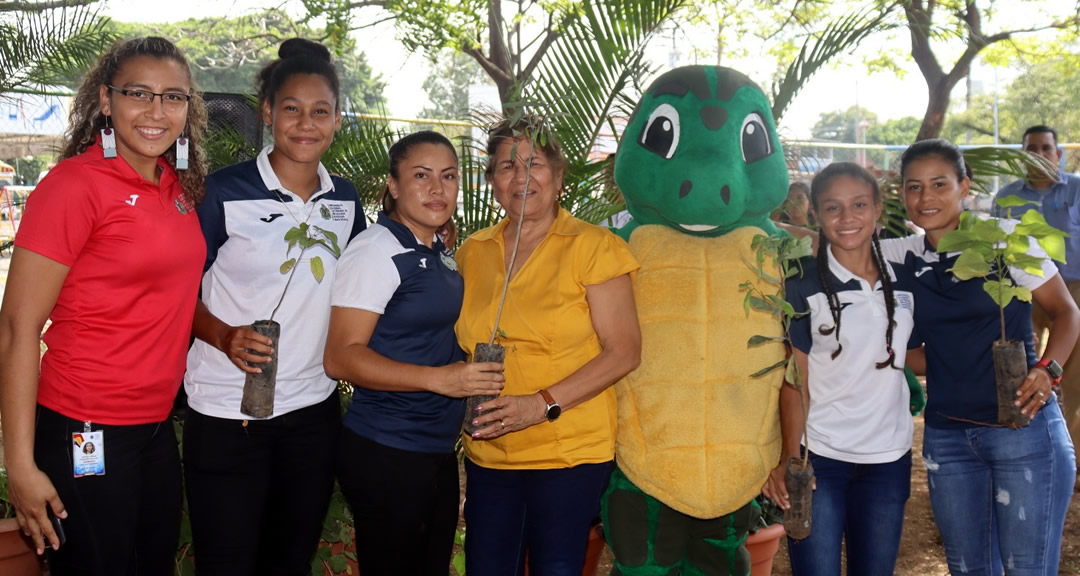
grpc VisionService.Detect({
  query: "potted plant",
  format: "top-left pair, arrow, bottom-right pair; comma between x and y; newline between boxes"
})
745,495 -> 786,576
241,222 -> 342,418
0,467 -> 44,576
936,197 -> 1068,427
741,233 -> 815,540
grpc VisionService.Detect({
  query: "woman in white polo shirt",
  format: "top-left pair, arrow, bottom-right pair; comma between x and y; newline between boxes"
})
182,39 -> 366,574
762,162 -> 916,576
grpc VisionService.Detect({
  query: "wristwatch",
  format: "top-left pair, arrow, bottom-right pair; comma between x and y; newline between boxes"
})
538,389 -> 561,421
1035,358 -> 1063,386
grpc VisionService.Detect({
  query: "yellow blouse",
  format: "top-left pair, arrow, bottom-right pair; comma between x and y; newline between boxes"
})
456,208 -> 639,469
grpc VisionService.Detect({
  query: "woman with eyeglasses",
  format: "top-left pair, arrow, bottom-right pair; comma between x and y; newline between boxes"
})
0,37 -> 207,575
182,38 -> 366,574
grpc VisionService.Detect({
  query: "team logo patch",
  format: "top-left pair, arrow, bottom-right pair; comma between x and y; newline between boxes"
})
320,204 -> 332,220
440,252 -> 458,271
895,292 -> 914,312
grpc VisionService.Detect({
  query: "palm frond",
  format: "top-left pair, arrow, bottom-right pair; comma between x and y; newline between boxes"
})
322,113 -> 398,220
527,0 -> 685,164
771,5 -> 897,124
0,5 -> 116,92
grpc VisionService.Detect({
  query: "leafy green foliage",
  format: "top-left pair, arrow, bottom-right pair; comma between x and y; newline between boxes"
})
740,233 -> 813,380
270,222 -> 343,322
938,199 -> 1068,342
0,3 -> 116,92
110,10 -> 386,112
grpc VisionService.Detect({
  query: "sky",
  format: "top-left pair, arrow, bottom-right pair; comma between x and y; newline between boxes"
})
101,0 -> 1042,140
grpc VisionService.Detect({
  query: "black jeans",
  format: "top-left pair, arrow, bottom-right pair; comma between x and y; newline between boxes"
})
35,405 -> 181,576
336,428 -> 460,576
182,391 -> 339,576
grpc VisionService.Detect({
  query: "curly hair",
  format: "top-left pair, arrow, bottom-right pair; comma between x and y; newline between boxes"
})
61,36 -> 207,206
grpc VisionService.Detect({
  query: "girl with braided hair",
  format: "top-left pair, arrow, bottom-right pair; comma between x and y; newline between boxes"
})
761,162 -> 916,576
0,37 -> 207,575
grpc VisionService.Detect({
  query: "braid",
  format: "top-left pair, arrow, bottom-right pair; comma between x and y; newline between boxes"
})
872,234 -> 900,370
816,229 -> 844,359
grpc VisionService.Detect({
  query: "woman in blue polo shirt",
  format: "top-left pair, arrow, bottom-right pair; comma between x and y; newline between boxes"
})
762,162 -> 915,576
324,130 -> 505,575
881,139 -> 1078,576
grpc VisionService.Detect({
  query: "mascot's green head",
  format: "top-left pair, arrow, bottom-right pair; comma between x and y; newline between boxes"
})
615,66 -> 789,237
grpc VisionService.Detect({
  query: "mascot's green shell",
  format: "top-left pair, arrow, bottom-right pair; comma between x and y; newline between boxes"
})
614,224 -> 784,519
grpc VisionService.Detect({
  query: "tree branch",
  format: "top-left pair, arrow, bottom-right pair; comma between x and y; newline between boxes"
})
905,0 -> 944,86
0,0 -> 93,12
520,13 -> 560,85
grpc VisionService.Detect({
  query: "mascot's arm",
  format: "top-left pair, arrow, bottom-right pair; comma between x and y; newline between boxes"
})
905,347 -> 927,416
762,347 -> 809,510
614,219 -> 640,242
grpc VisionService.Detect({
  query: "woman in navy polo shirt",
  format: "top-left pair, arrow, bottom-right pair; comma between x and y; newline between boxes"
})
324,130 -> 505,575
882,139 -> 1078,576
762,163 -> 915,575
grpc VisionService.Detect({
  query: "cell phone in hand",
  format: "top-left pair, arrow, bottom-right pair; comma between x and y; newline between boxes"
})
46,504 -> 66,547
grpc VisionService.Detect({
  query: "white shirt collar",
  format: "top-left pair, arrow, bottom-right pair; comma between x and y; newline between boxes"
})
255,145 -> 335,200
826,243 -> 896,286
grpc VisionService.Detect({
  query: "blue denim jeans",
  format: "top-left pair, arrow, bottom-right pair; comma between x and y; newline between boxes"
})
787,451 -> 911,576
463,458 -> 614,576
923,398 -> 1076,576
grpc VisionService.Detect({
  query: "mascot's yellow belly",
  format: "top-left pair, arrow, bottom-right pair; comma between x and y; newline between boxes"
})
615,225 -> 784,519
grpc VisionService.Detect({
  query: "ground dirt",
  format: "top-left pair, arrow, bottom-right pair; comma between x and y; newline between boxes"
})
590,415 -> 1080,576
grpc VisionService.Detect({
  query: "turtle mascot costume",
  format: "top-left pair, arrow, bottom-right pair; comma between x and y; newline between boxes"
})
601,65 -> 789,575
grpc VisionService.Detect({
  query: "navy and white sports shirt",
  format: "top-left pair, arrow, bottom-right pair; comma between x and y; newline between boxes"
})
786,247 -> 916,463
881,221 -> 1056,429
186,146 -> 366,420
331,212 -> 467,454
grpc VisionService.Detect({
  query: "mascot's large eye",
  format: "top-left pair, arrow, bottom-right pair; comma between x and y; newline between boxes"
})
740,112 -> 773,164
640,103 -> 680,159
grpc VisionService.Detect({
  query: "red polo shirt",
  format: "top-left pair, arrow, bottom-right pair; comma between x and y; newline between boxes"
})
15,142 -> 205,425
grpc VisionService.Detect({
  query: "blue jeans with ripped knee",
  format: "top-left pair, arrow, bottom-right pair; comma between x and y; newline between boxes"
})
922,397 -> 1076,576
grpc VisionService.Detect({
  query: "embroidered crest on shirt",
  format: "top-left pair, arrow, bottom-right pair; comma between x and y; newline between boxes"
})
440,251 -> 458,272
320,204 -> 332,220
175,193 -> 194,215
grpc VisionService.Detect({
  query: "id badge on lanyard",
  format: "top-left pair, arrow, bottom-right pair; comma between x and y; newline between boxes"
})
72,421 -> 105,477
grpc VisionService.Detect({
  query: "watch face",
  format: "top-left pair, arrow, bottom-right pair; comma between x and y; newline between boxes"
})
1049,361 -> 1064,378
546,404 -> 562,421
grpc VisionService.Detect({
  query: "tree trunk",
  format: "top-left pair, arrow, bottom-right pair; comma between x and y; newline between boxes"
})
916,80 -> 956,141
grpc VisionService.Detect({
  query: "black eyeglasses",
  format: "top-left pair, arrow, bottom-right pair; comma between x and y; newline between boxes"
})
107,85 -> 192,108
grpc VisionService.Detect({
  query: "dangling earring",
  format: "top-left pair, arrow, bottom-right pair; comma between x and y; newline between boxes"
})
100,115 -> 116,159
175,133 -> 189,171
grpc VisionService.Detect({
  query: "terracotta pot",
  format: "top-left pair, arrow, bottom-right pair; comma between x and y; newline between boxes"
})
0,518 -> 43,576
746,523 -> 785,576
523,522 -> 606,576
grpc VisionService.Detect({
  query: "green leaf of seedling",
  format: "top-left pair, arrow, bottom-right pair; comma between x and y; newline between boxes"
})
318,227 -> 341,252
748,295 -> 772,312
970,216 -> 1008,244
995,195 -> 1039,209
328,555 -> 348,573
784,356 -> 800,388
287,238 -> 298,253
1015,209 -> 1070,240
284,226 -> 306,244
452,551 -> 466,575
1006,252 -> 1048,277
299,236 -> 318,248
748,334 -> 783,347
311,256 -> 325,283
281,258 -> 297,274
742,290 -> 752,317
982,278 -> 1029,309
766,294 -> 796,317
750,358 -> 788,378
935,229 -> 980,253
1037,235 -> 1067,265
948,249 -> 991,281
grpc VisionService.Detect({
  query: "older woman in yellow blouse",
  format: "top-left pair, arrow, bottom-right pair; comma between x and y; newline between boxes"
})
455,119 -> 641,575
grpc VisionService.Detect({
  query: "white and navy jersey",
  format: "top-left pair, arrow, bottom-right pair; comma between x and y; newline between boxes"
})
786,247 -> 915,463
331,212 -> 466,455
185,146 -> 366,420
880,220 -> 1057,429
